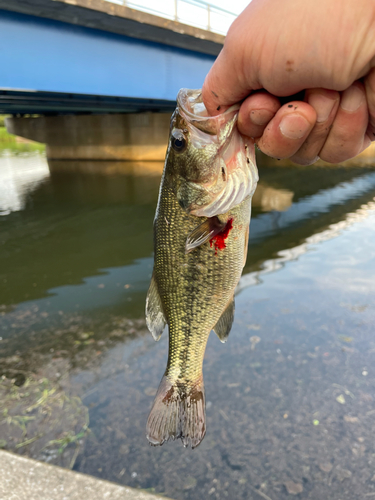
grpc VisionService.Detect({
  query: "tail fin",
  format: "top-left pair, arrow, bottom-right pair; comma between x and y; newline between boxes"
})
146,375 -> 206,449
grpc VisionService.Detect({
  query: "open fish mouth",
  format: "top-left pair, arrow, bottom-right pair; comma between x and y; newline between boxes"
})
177,88 -> 239,137
177,89 -> 259,217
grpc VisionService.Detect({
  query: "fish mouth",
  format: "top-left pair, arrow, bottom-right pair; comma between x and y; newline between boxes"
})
177,88 -> 240,137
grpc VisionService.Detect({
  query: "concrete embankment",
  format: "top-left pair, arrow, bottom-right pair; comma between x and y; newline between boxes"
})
0,450 -> 172,500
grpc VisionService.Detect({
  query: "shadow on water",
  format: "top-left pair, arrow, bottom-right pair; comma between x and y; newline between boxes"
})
1,152 -> 375,498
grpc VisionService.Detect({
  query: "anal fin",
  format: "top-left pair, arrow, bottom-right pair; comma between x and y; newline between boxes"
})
213,297 -> 235,343
145,275 -> 166,341
185,216 -> 226,253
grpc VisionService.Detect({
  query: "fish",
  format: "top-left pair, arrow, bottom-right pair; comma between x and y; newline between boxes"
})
145,89 -> 258,448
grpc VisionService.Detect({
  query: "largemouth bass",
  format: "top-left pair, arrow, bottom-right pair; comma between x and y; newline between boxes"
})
145,89 -> 258,448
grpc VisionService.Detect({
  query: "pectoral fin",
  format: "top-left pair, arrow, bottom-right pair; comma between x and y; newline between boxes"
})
145,275 -> 166,341
213,297 -> 235,343
185,217 -> 226,253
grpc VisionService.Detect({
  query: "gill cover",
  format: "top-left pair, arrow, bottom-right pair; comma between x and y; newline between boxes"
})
167,88 -> 258,217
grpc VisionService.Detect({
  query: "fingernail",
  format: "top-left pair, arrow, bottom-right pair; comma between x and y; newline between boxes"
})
279,114 -> 310,139
308,94 -> 337,122
340,86 -> 364,112
250,109 -> 274,126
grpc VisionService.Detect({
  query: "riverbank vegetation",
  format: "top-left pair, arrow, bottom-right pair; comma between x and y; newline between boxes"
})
0,115 -> 45,154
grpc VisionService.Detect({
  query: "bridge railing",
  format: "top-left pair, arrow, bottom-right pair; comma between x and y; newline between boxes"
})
109,0 -> 237,34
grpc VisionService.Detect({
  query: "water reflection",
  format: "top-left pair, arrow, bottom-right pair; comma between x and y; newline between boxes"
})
2,159 -> 375,310
48,159 -> 164,177
0,152 -> 49,215
239,198 -> 375,292
252,184 -> 294,212
1,154 -> 375,499
250,171 -> 375,245
0,160 -> 161,306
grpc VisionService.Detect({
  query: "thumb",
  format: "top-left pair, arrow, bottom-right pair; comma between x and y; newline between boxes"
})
202,29 -> 257,116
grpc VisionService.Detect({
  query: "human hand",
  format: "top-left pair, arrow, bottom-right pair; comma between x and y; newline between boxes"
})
202,0 -> 375,164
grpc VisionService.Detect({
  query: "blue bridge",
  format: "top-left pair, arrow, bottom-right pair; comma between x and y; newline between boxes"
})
0,0 -> 227,114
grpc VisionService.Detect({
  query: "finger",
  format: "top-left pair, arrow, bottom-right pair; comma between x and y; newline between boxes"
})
238,91 -> 281,138
256,102 -> 317,159
364,67 -> 375,140
290,89 -> 340,165
319,82 -> 371,163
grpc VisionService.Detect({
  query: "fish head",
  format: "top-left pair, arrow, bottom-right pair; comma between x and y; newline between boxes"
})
165,88 -> 258,217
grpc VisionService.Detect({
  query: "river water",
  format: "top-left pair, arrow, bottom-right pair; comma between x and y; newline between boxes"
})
1,151 -> 375,499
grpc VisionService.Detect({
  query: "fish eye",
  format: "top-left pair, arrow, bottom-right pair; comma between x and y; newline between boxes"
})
171,130 -> 187,153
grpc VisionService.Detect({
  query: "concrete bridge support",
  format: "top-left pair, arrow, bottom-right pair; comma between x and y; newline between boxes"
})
6,113 -> 172,161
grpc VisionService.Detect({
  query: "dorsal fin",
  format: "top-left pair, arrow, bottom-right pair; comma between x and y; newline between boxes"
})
145,275 -> 166,341
185,217 -> 226,253
213,297 -> 235,343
